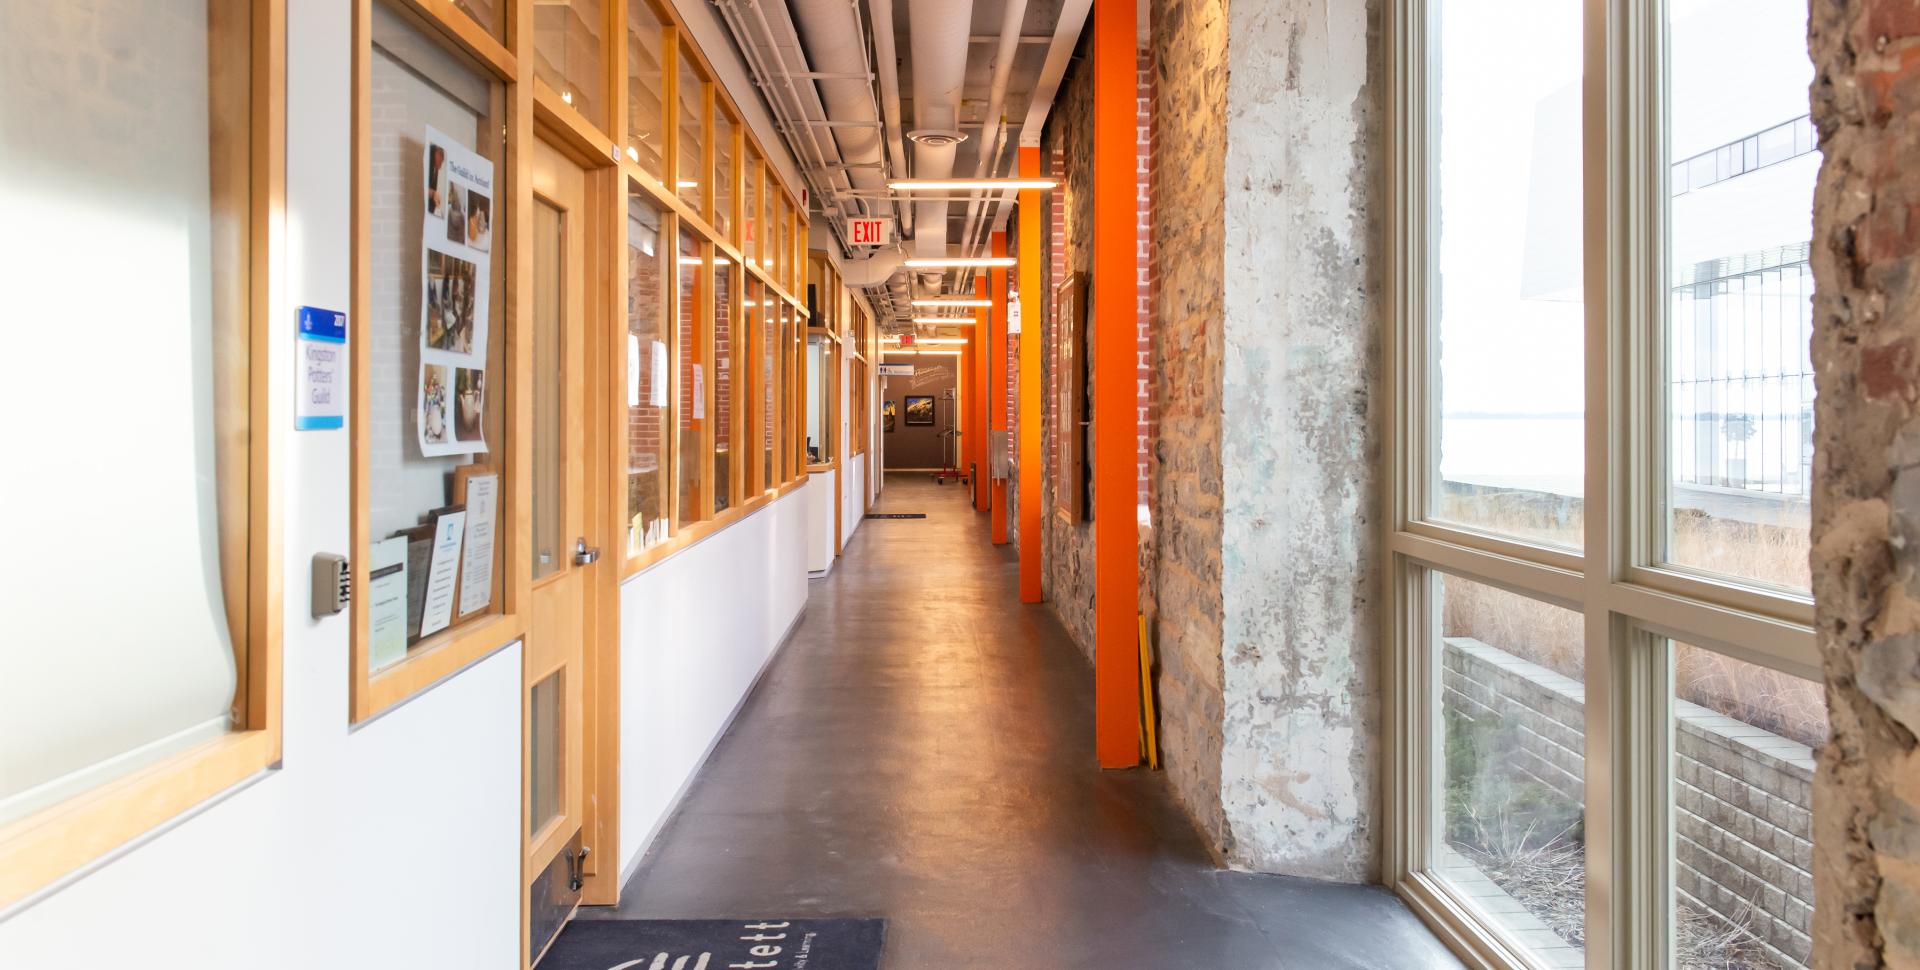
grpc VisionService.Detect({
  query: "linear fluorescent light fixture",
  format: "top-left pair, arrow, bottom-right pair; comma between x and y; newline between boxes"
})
889,178 -> 1057,191
911,298 -> 992,308
885,337 -> 966,346
903,257 -> 1017,269
911,317 -> 976,325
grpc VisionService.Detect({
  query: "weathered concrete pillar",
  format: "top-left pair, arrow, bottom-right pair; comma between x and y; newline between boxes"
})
1809,1 -> 1920,963
1150,0 -> 1382,880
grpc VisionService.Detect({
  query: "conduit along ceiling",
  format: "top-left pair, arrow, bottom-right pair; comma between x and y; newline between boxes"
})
712,0 -> 1092,341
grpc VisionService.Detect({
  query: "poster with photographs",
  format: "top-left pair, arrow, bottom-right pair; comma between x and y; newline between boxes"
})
418,125 -> 494,457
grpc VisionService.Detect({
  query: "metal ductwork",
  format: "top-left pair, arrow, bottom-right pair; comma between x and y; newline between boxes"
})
905,0 -> 974,262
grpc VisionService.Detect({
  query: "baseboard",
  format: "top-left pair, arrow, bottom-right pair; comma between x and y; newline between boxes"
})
615,604 -> 810,890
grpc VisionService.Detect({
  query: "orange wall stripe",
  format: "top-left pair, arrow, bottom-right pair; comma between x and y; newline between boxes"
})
972,271 -> 991,512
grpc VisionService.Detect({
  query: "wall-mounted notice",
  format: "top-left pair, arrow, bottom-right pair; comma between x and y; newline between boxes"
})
878,363 -> 914,377
1007,290 -> 1022,335
417,504 -> 467,638
418,125 -> 494,457
651,340 -> 668,408
367,536 -> 410,670
692,363 -> 706,419
296,306 -> 346,430
454,466 -> 498,618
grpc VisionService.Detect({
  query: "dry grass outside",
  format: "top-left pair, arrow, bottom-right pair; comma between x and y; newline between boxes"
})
1437,487 -> 1825,748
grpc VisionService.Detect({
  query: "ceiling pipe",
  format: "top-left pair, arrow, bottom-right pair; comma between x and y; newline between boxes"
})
954,0 -> 1030,265
867,0 -> 912,236
788,0 -> 892,221
713,0 -> 849,235
905,0 -> 974,260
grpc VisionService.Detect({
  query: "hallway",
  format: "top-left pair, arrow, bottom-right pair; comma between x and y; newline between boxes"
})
581,474 -> 1463,969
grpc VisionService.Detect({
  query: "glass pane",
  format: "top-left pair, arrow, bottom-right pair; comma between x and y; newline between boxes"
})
627,194 -> 670,552
625,0 -> 666,176
1436,572 -> 1586,968
367,6 -> 507,655
529,672 -> 563,836
677,227 -> 707,525
2,0 -> 248,825
777,195 -> 793,288
676,51 -> 704,215
714,110 -> 735,239
714,256 -> 734,513
744,150 -> 761,267
533,0 -> 605,127
1432,0 -> 1585,548
761,286 -> 777,489
1673,642 -> 1823,969
780,303 -> 795,480
532,200 -> 566,579
807,333 -> 832,464
453,0 -> 504,40
1662,0 -> 1816,592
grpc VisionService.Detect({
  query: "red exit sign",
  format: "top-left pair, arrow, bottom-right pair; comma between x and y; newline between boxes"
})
847,217 -> 892,246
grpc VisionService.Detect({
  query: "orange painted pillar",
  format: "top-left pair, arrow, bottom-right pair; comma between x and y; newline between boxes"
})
1017,148 -> 1044,602
1092,0 -> 1141,768
971,271 -> 991,512
990,231 -> 1010,543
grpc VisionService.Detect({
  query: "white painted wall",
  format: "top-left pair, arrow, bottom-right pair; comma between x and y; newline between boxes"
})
615,493 -> 809,877
842,452 -> 866,546
0,3 -> 524,965
804,470 -> 838,574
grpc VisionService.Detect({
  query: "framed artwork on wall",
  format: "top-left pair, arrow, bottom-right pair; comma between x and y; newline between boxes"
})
903,395 -> 935,426
1053,271 -> 1088,522
883,399 -> 897,432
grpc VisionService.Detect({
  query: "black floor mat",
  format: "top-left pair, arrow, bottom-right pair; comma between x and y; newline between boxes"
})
864,513 -> 927,519
542,919 -> 885,970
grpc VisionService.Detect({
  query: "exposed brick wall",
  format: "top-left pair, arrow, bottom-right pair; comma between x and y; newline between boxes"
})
1149,0 -> 1230,857
1806,2 -> 1920,963
628,235 -> 667,539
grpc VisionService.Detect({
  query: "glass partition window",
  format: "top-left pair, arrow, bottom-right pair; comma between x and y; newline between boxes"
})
744,149 -> 761,268
775,195 -> 792,289
1429,0 -> 1585,549
676,50 -> 704,216
713,109 -> 735,239
713,256 -> 735,513
806,333 -> 833,464
364,5 -> 508,664
760,283 -> 777,489
533,0 -> 606,127
1661,0 -> 1816,593
625,0 -> 666,177
627,194 -> 670,551
676,227 -> 707,525
2,0 -> 254,827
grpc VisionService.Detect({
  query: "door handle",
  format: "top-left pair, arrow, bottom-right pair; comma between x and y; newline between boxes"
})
573,538 -> 600,566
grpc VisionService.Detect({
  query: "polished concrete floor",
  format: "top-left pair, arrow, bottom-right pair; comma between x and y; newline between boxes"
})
581,472 -> 1465,969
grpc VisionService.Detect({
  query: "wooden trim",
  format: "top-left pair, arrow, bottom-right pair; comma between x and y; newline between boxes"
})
533,78 -> 620,166
0,0 -> 286,910
392,0 -> 517,81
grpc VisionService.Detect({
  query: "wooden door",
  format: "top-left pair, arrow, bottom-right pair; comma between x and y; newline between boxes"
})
525,135 -> 595,966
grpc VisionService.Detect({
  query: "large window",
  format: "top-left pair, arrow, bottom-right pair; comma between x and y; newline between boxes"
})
532,0 -> 606,126
1388,0 -> 1821,967
625,0 -> 666,178
1,0 -> 281,909
677,226 -> 708,526
629,195 -> 671,551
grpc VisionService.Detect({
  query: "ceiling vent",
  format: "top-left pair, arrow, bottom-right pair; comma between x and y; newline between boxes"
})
906,128 -> 967,148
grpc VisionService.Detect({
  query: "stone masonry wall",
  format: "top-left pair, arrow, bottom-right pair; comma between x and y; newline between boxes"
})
1807,2 -> 1920,965
1446,638 -> 1817,967
1149,0 -> 1230,856
1216,0 -> 1383,880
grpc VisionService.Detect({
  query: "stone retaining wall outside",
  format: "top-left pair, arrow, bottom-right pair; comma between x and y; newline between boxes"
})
1442,637 -> 1814,967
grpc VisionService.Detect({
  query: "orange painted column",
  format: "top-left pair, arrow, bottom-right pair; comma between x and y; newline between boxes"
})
990,231 -> 1010,543
971,271 -> 991,512
1017,148 -> 1044,602
1092,0 -> 1141,768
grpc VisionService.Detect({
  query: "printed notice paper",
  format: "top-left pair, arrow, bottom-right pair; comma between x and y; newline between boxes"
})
651,340 -> 668,408
418,505 -> 466,638
296,306 -> 346,430
418,124 -> 495,457
368,536 -> 410,670
455,469 -> 498,618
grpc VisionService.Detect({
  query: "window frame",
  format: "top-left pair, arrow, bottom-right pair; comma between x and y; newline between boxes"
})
1382,0 -> 1820,967
0,0 -> 287,911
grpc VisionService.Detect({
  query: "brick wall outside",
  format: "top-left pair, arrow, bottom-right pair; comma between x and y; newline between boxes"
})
1443,637 -> 1815,967
627,235 -> 667,541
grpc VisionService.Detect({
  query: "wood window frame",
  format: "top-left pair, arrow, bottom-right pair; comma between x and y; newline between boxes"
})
1380,0 -> 1821,967
0,0 -> 287,912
